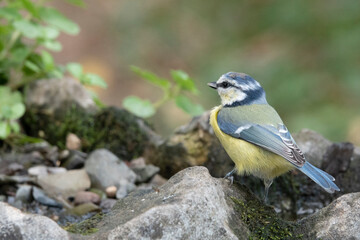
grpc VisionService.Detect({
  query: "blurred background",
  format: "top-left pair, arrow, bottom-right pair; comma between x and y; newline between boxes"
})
52,0 -> 360,144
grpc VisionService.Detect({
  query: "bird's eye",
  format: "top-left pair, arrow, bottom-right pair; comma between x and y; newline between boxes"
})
221,82 -> 229,88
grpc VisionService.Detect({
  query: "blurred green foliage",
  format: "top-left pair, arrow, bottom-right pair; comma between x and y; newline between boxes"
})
114,0 -> 360,141
0,0 -> 107,139
123,66 -> 204,118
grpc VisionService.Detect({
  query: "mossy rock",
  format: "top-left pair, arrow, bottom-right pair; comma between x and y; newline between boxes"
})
22,105 -> 150,160
64,213 -> 104,235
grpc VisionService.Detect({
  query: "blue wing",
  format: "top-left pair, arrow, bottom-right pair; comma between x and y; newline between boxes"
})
217,110 -> 340,193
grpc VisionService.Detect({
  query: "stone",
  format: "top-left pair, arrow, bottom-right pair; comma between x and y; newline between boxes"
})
38,167 -> 360,239
66,133 -> 82,150
15,185 -> 32,204
132,164 -> 160,183
25,77 -> 97,114
61,150 -> 87,170
74,191 -> 101,206
0,202 -> 69,240
0,174 -> 36,185
149,174 -> 167,186
28,165 -> 67,176
85,149 -> 136,192
146,111 -> 234,178
115,181 -> 136,199
300,193 -> 360,239
73,167 -> 246,239
28,165 -> 48,176
293,129 -> 333,167
68,203 -> 101,216
4,162 -> 24,175
100,199 -> 117,212
32,187 -> 62,208
0,152 -> 44,171
321,142 -> 354,176
105,186 -> 117,198
37,169 -> 91,199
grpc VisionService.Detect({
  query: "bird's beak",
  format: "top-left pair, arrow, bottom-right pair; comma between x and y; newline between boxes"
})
207,81 -> 217,89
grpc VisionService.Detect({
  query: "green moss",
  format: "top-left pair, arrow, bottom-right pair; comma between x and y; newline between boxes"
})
22,105 -> 149,159
230,197 -> 303,240
64,213 -> 104,235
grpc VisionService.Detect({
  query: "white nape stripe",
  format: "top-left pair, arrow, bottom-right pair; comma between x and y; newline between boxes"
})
217,76 -> 261,91
235,125 -> 252,134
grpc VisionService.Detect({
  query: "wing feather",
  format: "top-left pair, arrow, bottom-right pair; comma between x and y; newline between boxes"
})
217,116 -> 305,167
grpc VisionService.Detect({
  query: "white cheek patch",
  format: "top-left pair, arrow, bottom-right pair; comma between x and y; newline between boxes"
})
218,89 -> 247,106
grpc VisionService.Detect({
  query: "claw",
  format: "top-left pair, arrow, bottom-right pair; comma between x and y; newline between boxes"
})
224,169 -> 236,185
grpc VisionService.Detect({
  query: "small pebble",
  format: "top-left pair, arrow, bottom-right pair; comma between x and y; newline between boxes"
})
66,133 -> 81,150
106,186 -> 117,198
74,191 -> 101,205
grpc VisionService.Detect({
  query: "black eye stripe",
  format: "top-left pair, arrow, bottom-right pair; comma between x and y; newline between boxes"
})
217,82 -> 232,88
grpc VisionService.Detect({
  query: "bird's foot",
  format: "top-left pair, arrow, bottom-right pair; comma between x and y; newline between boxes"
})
224,169 -> 236,185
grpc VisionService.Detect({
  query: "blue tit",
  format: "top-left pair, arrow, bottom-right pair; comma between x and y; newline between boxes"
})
208,72 -> 339,201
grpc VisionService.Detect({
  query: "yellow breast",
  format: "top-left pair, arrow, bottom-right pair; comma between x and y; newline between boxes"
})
209,106 -> 294,180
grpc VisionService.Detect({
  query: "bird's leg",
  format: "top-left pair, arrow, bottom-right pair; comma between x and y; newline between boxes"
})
224,168 -> 236,185
263,179 -> 273,203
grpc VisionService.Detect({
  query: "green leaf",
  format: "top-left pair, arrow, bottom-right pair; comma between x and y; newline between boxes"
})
171,70 -> 198,94
40,26 -> 60,39
66,62 -> 83,78
50,68 -> 64,79
131,65 -> 170,89
0,121 -> 11,139
11,47 -> 31,64
123,96 -> 155,118
43,40 -> 62,51
80,73 -> 107,88
39,7 -> 79,35
13,20 -> 41,39
25,60 -> 41,73
41,51 -> 54,71
0,7 -> 21,20
175,95 -> 204,116
87,89 -> 105,108
20,0 -> 39,18
65,0 -> 86,7
9,103 -> 25,119
10,121 -> 20,133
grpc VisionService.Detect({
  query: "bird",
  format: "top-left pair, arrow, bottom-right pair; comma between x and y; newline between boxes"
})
208,72 -> 339,201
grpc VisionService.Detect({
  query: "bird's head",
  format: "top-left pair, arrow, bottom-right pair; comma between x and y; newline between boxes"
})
208,72 -> 267,107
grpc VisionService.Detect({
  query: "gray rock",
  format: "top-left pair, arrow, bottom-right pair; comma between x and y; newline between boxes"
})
100,198 -> 117,212
0,202 -> 69,240
85,149 -> 136,192
28,165 -> 48,176
25,77 -> 97,114
37,169 -> 91,200
293,129 -> 333,167
61,150 -> 87,170
132,164 -> 160,183
300,192 -> 360,239
15,185 -> 33,204
115,181 -> 136,199
78,167 -> 245,239
28,165 -> 67,176
74,191 -> 101,205
32,187 -> 62,208
0,174 -> 36,185
67,203 -> 101,216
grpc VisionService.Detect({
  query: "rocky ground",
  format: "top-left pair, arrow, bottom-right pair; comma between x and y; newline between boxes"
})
1,78 -> 359,239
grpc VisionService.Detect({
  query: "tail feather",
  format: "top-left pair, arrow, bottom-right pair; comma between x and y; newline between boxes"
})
299,162 -> 340,193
